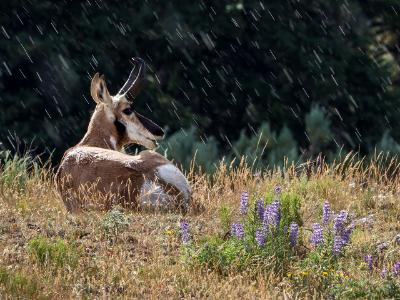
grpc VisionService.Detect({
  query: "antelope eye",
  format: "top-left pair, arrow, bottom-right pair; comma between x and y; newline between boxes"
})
122,108 -> 133,115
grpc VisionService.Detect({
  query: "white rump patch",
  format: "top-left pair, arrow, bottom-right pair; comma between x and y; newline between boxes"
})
138,180 -> 170,209
156,164 -> 191,205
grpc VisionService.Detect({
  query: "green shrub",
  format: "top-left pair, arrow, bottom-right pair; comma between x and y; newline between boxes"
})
182,190 -> 302,274
192,136 -> 219,173
232,122 -> 274,168
186,236 -> 249,272
376,130 -> 400,153
180,189 -> 386,298
305,104 -> 332,155
218,204 -> 234,233
330,278 -> 400,299
0,151 -> 34,190
27,235 -> 79,269
101,206 -> 131,236
269,126 -> 298,166
0,267 -> 43,299
158,127 -> 219,173
231,122 -> 298,169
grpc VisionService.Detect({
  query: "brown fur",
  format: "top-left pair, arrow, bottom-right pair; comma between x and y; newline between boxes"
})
54,105 -> 178,211
55,147 -> 171,211
55,62 -> 190,212
79,106 -> 123,150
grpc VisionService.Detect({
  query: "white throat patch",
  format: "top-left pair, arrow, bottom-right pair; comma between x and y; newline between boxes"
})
109,136 -> 117,149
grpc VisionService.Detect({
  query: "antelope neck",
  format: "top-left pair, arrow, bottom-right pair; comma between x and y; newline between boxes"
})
78,106 -> 121,151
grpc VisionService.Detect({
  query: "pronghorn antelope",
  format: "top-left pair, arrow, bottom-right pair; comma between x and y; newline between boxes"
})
55,58 -> 191,212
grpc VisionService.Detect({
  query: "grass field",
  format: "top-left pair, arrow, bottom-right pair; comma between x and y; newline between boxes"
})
0,152 -> 399,299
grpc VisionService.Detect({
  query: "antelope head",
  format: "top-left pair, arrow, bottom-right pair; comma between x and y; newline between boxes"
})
90,58 -> 165,149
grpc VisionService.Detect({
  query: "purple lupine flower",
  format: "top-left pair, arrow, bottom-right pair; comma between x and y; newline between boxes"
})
263,201 -> 281,230
341,223 -> 354,245
333,210 -> 348,234
392,262 -> 400,277
240,192 -> 249,215
180,220 -> 190,244
262,205 -> 270,229
235,223 -> 244,239
381,267 -> 388,279
364,255 -> 373,271
333,235 -> 343,255
269,200 -> 281,226
289,223 -> 298,247
274,185 -> 282,195
255,228 -> 266,247
322,201 -> 331,225
310,223 -> 324,246
231,223 -> 244,239
256,199 -> 265,220
332,223 -> 353,255
263,201 -> 280,229
231,223 -> 237,236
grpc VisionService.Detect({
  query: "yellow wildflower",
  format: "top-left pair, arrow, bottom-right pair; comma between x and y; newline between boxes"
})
165,229 -> 175,235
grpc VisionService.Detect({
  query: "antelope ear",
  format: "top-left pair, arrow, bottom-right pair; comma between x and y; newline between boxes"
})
90,73 -> 112,105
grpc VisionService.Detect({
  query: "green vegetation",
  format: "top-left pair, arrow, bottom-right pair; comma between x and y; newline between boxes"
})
0,267 -> 43,299
181,189 -> 400,298
101,206 -> 132,237
158,127 -> 219,172
183,191 -> 302,274
0,150 -> 37,190
0,152 -> 399,298
27,235 -> 79,269
330,278 -> 400,299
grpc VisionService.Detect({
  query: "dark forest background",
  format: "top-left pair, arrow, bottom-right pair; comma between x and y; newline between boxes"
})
1,0 -> 400,171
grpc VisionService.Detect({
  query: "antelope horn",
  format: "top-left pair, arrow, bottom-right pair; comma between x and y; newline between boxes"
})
117,57 -> 146,100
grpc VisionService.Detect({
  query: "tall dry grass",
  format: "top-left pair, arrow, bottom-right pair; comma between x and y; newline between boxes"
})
0,151 -> 399,298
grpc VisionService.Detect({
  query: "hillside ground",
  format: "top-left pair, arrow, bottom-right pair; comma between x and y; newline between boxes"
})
0,153 -> 399,299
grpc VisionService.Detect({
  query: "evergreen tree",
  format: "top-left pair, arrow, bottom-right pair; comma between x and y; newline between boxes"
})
0,1 -> 399,164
